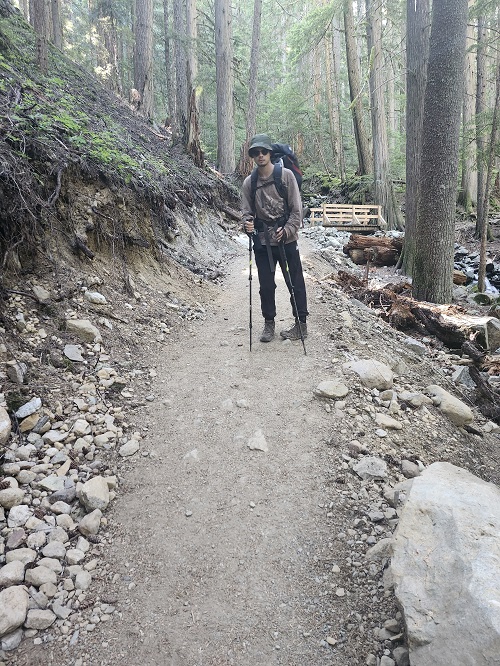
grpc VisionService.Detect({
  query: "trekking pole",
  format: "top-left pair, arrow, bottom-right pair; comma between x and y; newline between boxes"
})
277,239 -> 307,356
248,232 -> 253,352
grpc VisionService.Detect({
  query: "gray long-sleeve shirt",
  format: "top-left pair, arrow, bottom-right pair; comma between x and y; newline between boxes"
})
241,167 -> 302,245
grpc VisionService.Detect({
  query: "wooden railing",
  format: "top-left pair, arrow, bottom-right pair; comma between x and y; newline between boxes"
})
308,204 -> 386,231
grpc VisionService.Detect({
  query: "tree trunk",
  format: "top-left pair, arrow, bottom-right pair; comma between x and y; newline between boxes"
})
365,0 -> 403,230
403,0 -> 430,276
32,0 -> 49,74
332,18 -> 346,180
50,0 -> 62,48
478,54 -> 500,292
173,0 -> 187,139
215,0 -> 235,173
163,0 -> 176,124
185,0 -> 203,166
134,0 -> 154,120
343,0 -> 372,175
475,16 -> 487,237
458,22 -> 478,211
95,0 -> 121,93
325,35 -> 339,170
413,0 -> 468,304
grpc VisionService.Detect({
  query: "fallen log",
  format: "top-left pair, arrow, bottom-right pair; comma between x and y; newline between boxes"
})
342,234 -> 403,266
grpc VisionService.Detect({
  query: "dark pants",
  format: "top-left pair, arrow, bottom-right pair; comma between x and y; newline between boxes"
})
254,241 -> 308,322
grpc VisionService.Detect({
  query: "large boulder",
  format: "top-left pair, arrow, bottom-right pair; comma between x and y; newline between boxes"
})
390,462 -> 500,665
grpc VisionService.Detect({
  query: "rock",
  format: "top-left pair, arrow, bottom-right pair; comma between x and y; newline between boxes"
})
383,479 -> 414,508
314,380 -> 349,399
72,418 -> 91,436
247,429 -> 269,453
64,344 -> 85,362
119,439 -> 140,457
0,487 -> 25,510
0,406 -> 11,445
391,462 -> 500,666
32,284 -> 51,304
66,319 -> 102,343
5,548 -> 37,565
365,537 -> 393,562
14,397 -> 42,419
403,337 -> 427,356
353,456 -> 388,480
24,609 -> 56,630
75,570 -> 92,590
6,361 -> 27,384
52,601 -> 72,620
7,504 -> 32,528
398,390 -> 433,408
393,646 -> 410,666
401,460 -> 420,478
38,475 -> 66,492
343,359 -> 394,390
6,528 -> 26,549
425,385 -> 474,426
380,657 -> 395,666
24,566 -> 57,588
0,561 -> 25,587
79,476 -> 110,511
375,413 -> 403,430
0,587 -> 29,637
1,626 -> 23,651
84,290 -> 107,304
78,509 -> 102,536
42,542 -> 66,559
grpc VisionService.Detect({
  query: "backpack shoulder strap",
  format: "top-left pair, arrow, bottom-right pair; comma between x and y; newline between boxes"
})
272,162 -> 287,199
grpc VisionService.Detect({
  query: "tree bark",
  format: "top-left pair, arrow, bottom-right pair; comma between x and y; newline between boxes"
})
163,0 -> 175,124
134,0 -> 154,120
185,0 -> 203,165
50,0 -> 62,48
32,0 -> 49,74
458,22 -> 478,211
475,16 -> 487,238
365,0 -> 403,230
403,0 -> 430,276
343,0 -> 372,175
413,0 -> 468,304
215,0 -> 235,173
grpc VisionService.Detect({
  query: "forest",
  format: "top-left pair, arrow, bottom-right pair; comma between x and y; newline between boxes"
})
5,0 -> 500,305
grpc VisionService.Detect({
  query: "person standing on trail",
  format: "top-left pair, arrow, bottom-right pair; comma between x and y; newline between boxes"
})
241,134 -> 309,343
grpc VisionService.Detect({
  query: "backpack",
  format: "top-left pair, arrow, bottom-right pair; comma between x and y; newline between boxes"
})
250,142 -> 302,216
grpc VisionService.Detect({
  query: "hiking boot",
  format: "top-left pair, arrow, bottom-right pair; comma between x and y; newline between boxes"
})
280,320 -> 308,341
260,319 -> 275,342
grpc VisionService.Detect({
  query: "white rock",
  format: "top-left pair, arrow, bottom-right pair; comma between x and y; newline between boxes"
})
425,385 -> 474,426
84,290 -> 107,305
0,406 -> 11,445
64,344 -> 85,362
353,456 -> 388,480
75,570 -> 92,590
5,548 -> 37,565
391,462 -> 500,665
119,439 -> 140,457
375,412 -> 403,430
66,548 -> 85,565
314,380 -> 349,399
24,609 -> 56,630
7,504 -> 32,528
78,509 -> 102,536
66,319 -> 102,343
0,561 -> 25,587
25,566 -> 57,587
343,359 -> 394,390
14,397 -> 42,419
0,487 -> 25,509
0,586 -> 29,637
247,429 -> 269,453
42,542 -> 66,559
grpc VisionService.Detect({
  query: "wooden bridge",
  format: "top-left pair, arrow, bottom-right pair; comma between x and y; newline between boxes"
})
308,204 -> 386,232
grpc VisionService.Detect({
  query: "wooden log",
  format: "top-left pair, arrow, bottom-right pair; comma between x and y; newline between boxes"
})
343,233 -> 403,266
453,269 -> 467,285
221,205 -> 242,221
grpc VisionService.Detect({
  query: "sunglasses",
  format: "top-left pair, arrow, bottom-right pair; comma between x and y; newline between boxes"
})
249,148 -> 270,157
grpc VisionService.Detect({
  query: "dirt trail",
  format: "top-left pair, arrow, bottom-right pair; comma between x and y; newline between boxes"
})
70,238 -> 348,665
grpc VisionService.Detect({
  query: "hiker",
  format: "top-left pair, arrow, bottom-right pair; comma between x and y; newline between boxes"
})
241,134 -> 309,343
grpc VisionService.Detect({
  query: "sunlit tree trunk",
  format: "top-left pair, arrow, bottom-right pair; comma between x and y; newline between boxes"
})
366,0 -> 403,230
215,0 -> 235,173
50,0 -> 62,48
413,0 -> 468,303
458,21 -> 478,211
325,35 -> 339,170
475,16 -> 487,237
403,0 -> 430,275
332,18 -> 346,180
134,0 -> 154,119
20,0 -> 29,20
95,0 -> 121,93
343,0 -> 372,175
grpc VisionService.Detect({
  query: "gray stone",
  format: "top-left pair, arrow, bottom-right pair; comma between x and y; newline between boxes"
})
79,476 -> 110,511
314,380 -> 349,399
1,627 -> 23,651
403,337 -> 427,356
391,462 -> 500,666
78,509 -> 102,536
7,362 -> 27,384
38,475 -> 66,492
7,504 -> 32,528
5,548 -> 37,565
0,487 -> 24,510
41,541 -> 66,559
343,359 -> 394,390
66,319 -> 102,343
24,609 -> 56,630
247,429 -> 268,453
14,397 -> 42,419
0,406 -> 11,445
32,284 -> 51,304
0,586 -> 29,637
0,560 -> 25,586
119,439 -> 140,457
383,479 -> 414,508
64,344 -> 85,362
401,460 -> 421,479
353,456 -> 388,481
24,566 -> 57,587
375,412 -> 403,430
425,385 -> 474,426
75,570 -> 92,590
393,646 -> 410,666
